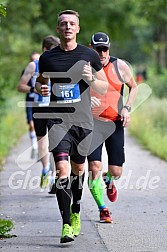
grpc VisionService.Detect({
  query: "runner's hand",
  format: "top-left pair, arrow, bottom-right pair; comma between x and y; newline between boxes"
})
121,108 -> 131,127
82,61 -> 93,82
41,84 -> 49,96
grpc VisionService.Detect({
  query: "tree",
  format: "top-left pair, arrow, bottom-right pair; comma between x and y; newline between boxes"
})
0,3 -> 6,17
0,0 -> 167,105
139,0 -> 167,72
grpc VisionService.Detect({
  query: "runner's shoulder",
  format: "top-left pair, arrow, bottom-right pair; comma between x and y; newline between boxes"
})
77,44 -> 97,55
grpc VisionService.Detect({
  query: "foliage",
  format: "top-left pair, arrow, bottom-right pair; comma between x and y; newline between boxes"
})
148,68 -> 167,98
0,92 -> 27,167
138,0 -> 167,71
0,4 -> 6,17
1,0 -> 166,66
0,0 -> 166,98
0,0 -> 167,165
0,219 -> 15,238
129,97 -> 167,161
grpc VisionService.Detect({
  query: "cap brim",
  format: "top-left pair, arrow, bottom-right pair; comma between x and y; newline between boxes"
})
92,43 -> 110,48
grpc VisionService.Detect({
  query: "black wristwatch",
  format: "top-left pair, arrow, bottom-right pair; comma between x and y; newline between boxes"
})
123,105 -> 131,112
30,87 -> 35,93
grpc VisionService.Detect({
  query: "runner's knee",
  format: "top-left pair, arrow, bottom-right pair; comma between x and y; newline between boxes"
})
88,161 -> 102,172
108,165 -> 123,177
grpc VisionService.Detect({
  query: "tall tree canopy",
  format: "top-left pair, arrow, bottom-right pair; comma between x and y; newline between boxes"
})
0,0 -> 167,104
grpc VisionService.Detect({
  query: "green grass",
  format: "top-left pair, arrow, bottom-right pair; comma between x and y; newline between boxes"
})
0,92 -> 27,168
0,93 -> 25,238
129,97 -> 167,161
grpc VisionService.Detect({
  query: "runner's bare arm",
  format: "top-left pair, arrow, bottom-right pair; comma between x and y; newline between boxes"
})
118,59 -> 138,107
118,59 -> 138,127
17,62 -> 36,93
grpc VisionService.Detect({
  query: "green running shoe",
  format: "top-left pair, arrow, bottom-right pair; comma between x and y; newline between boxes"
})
70,212 -> 81,237
40,172 -> 49,189
60,224 -> 74,243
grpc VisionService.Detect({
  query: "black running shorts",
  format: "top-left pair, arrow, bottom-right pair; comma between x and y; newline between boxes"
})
32,106 -> 49,137
87,119 -> 125,166
47,120 -> 92,164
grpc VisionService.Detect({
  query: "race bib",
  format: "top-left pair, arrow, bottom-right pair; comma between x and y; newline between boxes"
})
28,93 -> 34,98
34,93 -> 50,106
56,83 -> 81,104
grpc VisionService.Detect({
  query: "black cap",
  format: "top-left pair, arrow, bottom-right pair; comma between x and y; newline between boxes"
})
91,32 -> 110,48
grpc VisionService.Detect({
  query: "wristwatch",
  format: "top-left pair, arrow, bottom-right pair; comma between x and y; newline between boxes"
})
123,105 -> 131,112
30,87 -> 35,93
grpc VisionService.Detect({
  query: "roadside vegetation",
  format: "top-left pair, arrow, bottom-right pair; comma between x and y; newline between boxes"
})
129,67 -> 167,161
0,0 -> 167,167
0,92 -> 27,168
129,97 -> 167,161
0,218 -> 15,239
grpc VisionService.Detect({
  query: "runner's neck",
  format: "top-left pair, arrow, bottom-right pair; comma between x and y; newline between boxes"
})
60,41 -> 77,51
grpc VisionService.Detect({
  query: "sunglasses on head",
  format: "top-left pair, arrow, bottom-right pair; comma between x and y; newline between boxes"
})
95,47 -> 109,52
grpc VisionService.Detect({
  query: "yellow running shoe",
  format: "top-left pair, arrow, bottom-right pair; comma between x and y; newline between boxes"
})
40,168 -> 50,189
70,211 -> 81,237
60,224 -> 74,243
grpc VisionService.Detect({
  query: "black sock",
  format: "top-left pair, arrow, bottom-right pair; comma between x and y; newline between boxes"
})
70,171 -> 85,213
55,177 -> 71,225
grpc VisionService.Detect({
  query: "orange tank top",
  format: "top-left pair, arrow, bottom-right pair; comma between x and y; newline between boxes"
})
90,59 -> 123,121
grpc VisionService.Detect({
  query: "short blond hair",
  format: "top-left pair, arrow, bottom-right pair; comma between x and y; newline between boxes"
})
57,9 -> 79,25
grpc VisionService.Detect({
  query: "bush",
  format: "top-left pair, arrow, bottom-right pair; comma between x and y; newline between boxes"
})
148,68 -> 167,98
0,219 -> 15,238
0,91 -> 27,167
129,97 -> 167,161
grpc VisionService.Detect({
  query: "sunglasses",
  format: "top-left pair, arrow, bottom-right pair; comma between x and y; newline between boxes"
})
95,47 -> 109,53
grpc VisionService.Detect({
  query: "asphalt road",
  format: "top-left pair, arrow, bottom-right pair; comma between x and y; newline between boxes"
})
0,130 -> 167,252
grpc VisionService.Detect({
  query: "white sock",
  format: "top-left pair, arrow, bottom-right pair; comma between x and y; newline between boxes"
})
43,163 -> 50,172
29,131 -> 38,149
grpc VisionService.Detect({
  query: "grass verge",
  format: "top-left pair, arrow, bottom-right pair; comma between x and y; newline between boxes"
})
129,97 -> 167,161
0,93 -> 27,169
